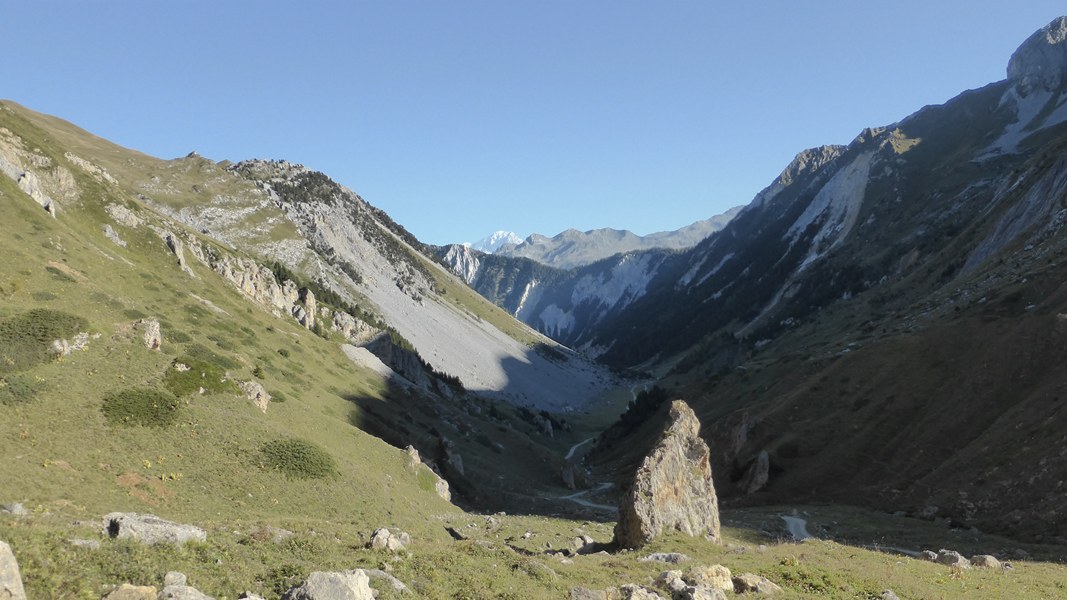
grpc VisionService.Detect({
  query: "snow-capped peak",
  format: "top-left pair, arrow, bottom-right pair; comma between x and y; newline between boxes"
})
467,230 -> 523,253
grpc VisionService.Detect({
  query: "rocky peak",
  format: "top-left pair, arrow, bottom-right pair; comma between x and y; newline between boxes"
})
1007,16 -> 1067,95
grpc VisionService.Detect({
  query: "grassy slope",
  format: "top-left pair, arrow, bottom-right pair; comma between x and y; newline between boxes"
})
2,100 -> 1067,598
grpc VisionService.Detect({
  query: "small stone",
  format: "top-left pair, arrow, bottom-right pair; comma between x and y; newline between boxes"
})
619,584 -> 668,600
164,572 -> 188,587
686,564 -> 732,592
159,585 -> 214,600
732,573 -> 783,595
105,583 -> 158,600
881,590 -> 901,600
282,570 -> 373,600
936,549 -> 972,569
363,568 -> 408,593
369,528 -> 410,552
920,550 -> 937,562
971,554 -> 1002,569
639,552 -> 691,564
569,588 -> 608,600
0,503 -> 27,517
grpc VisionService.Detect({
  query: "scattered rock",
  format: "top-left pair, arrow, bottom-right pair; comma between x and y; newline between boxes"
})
104,224 -> 128,247
164,572 -> 188,587
881,590 -> 901,600
238,380 -> 271,413
732,573 -> 782,595
655,570 -> 687,596
569,588 -> 608,600
103,512 -> 206,545
0,503 -> 27,517
298,289 -> 316,330
0,540 -> 26,600
164,232 -> 190,273
741,450 -> 770,495
686,564 -> 732,593
614,400 -> 720,548
135,319 -> 162,350
159,584 -> 214,600
434,477 -> 452,502
363,568 -> 408,593
238,594 -> 267,600
920,550 -> 937,562
619,584 -> 668,600
569,535 -> 596,555
936,549 -> 971,569
282,570 -> 374,600
440,438 -> 465,477
561,461 -> 577,490
369,528 -> 410,552
639,552 -> 691,564
971,554 -> 1002,569
104,584 -> 157,600
105,203 -> 144,228
683,587 -> 727,600
68,538 -> 101,550
533,414 -> 554,437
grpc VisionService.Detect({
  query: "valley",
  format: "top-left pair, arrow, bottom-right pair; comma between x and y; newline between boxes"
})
4,14 -> 1067,600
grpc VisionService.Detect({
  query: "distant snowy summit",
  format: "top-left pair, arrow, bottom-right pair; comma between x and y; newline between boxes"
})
463,207 -> 743,269
466,230 -> 524,254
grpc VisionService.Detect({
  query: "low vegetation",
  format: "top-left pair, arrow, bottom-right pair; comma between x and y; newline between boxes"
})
0,308 -> 87,376
260,438 -> 337,479
101,388 -> 182,428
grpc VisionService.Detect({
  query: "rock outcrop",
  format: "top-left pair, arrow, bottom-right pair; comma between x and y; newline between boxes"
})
135,319 -> 162,350
1008,16 -> 1067,94
238,380 -> 271,413
369,528 -> 410,552
103,513 -> 207,545
741,450 -> 770,495
0,540 -> 26,600
282,570 -> 374,600
614,400 -> 721,548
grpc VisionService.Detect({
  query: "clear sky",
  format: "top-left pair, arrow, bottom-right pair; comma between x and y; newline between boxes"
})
3,2 -> 1065,246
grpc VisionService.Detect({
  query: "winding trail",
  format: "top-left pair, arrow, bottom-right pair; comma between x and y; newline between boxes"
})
565,437 -> 595,461
559,482 -> 616,512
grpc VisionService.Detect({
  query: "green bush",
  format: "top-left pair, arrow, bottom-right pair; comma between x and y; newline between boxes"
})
101,388 -> 182,428
261,438 -> 336,479
0,374 -> 43,406
0,309 -> 88,376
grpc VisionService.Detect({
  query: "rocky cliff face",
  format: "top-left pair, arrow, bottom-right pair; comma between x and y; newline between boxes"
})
1008,16 -> 1067,94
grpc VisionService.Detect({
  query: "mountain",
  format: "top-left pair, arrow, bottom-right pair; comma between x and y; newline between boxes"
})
495,208 -> 742,270
579,15 -> 1067,542
466,229 -> 523,253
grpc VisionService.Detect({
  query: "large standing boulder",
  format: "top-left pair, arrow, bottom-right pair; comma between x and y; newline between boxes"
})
614,400 -> 721,548
103,513 -> 206,545
135,319 -> 162,351
282,570 -> 374,600
239,380 -> 271,413
0,540 -> 26,600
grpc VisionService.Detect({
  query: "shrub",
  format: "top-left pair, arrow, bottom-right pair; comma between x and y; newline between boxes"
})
0,374 -> 42,406
0,309 -> 88,376
261,438 -> 336,479
101,388 -> 181,427
277,348 -> 290,358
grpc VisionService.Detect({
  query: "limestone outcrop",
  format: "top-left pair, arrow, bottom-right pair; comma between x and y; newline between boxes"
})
614,400 -> 720,549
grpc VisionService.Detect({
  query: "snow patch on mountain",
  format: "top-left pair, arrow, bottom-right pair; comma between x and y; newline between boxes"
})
467,230 -> 523,253
981,87 -> 1067,158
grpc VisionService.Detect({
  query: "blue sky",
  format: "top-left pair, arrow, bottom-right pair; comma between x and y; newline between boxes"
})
4,2 -> 1065,245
